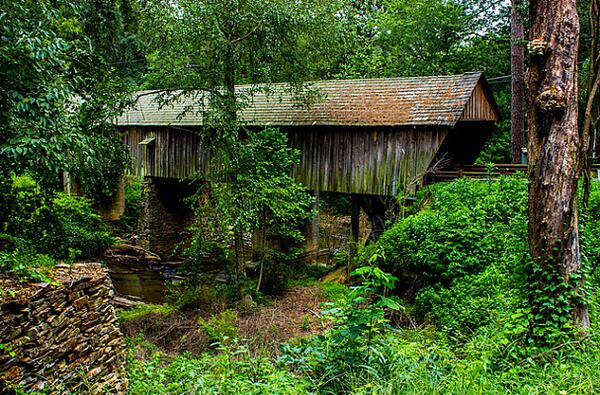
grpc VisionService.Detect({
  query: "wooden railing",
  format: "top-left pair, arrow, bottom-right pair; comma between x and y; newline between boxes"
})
429,164 -> 600,182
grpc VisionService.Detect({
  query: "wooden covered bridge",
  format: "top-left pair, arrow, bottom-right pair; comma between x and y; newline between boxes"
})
115,72 -> 500,256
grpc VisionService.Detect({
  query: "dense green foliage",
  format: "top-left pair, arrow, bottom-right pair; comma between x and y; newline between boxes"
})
0,235 -> 55,283
127,342 -> 309,395
0,0 -> 132,194
376,177 -> 529,338
119,304 -> 177,323
339,0 -> 509,79
364,177 -> 600,350
0,176 -> 112,279
125,330 -> 600,394
280,264 -> 403,393
0,0 -> 133,284
185,128 -> 313,297
51,194 -> 114,258
140,0 -> 344,90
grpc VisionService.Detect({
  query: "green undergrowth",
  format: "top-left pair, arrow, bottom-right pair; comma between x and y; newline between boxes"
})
122,177 -> 600,394
125,326 -> 600,395
375,176 -> 530,338
127,340 -> 309,395
363,177 -> 600,349
0,234 -> 55,282
119,304 -> 177,323
319,281 -> 348,301
340,330 -> 600,394
1,175 -> 114,281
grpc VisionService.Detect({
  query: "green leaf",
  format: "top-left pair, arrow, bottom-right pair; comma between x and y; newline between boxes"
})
377,296 -> 404,311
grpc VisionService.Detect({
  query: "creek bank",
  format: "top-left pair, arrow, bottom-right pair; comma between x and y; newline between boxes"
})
122,285 -> 329,358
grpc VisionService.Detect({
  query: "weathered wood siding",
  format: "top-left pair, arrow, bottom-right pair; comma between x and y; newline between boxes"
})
288,127 -> 447,195
123,127 -> 211,179
460,83 -> 499,121
123,126 -> 448,195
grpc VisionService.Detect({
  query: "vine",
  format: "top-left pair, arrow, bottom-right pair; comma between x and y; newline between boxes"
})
528,243 -> 589,349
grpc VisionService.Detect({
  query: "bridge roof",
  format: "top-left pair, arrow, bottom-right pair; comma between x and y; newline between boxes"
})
116,72 -> 499,127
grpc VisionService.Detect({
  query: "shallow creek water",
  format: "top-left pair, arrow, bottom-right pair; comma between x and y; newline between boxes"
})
104,260 -> 169,304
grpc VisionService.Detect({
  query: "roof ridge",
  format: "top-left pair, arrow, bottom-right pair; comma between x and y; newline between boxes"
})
133,72 -> 484,96
118,72 -> 494,128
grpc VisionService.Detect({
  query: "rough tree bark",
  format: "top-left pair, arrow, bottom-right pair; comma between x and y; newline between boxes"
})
511,0 -> 526,164
526,0 -> 589,327
582,0 -> 600,210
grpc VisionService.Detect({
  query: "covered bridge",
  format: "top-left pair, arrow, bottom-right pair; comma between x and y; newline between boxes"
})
118,72 -> 499,195
116,72 -> 500,256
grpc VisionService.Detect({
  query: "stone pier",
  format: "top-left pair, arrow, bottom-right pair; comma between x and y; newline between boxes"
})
97,178 -> 126,222
138,177 -> 195,258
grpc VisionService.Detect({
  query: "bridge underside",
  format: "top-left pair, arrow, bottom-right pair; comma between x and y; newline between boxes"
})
121,122 -> 494,257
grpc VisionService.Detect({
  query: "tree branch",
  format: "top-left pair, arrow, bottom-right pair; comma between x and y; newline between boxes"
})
230,26 -> 260,45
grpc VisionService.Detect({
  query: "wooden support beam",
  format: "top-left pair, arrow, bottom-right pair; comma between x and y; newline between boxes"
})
303,190 -> 320,262
350,195 -> 360,260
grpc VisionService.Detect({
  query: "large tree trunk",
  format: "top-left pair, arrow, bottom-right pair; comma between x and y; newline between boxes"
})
511,0 -> 526,163
582,0 -> 600,210
526,0 -> 589,327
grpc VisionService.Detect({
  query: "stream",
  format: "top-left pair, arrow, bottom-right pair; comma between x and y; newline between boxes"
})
100,243 -> 192,304
105,260 -> 168,304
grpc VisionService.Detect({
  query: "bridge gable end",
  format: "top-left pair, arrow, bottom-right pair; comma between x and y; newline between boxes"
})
459,79 -> 501,123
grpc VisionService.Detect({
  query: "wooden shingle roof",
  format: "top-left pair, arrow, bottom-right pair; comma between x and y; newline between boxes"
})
116,72 -> 499,127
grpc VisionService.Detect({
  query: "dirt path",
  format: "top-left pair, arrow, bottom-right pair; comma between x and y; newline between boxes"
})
237,286 -> 328,356
122,285 -> 329,357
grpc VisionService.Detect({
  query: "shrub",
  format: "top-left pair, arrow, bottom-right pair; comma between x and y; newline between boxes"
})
4,176 -> 65,256
52,193 -> 113,258
374,176 -> 530,339
164,283 -> 237,311
328,327 -> 600,395
3,176 -> 113,262
0,234 -> 54,282
378,176 -> 528,284
280,264 -> 403,392
320,281 -> 348,301
119,304 -> 176,323
199,310 -> 239,346
414,262 -> 525,341
127,342 -> 310,395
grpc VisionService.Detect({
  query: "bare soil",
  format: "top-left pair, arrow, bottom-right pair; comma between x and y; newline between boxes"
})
121,285 -> 329,357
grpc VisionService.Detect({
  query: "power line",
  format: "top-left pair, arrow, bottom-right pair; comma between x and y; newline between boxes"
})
487,75 -> 511,84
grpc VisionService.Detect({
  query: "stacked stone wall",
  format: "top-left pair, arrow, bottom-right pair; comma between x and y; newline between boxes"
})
0,263 -> 127,394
